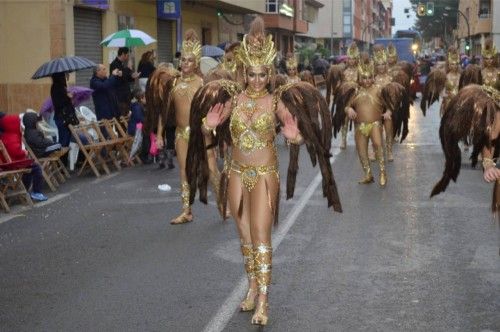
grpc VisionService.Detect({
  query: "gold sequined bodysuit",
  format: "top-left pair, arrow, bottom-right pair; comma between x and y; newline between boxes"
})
229,96 -> 279,191
482,68 -> 499,89
344,67 -> 358,83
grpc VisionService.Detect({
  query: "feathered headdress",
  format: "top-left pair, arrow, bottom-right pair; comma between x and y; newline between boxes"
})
286,55 -> 298,69
236,17 -> 277,68
387,43 -> 398,59
181,29 -> 202,64
447,46 -> 460,65
482,38 -> 497,59
358,53 -> 374,79
347,42 -> 360,60
372,44 -> 387,65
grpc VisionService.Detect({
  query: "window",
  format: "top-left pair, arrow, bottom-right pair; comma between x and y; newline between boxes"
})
479,0 -> 491,18
266,0 -> 278,13
118,15 -> 134,30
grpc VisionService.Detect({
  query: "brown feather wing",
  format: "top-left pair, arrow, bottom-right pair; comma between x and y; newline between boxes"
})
431,85 -> 499,198
333,81 -> 358,138
186,79 -> 242,208
381,82 -> 409,142
326,65 -> 344,106
420,69 -> 446,116
275,82 -> 342,213
458,64 -> 483,89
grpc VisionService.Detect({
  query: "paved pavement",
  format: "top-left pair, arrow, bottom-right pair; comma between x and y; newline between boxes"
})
0,99 -> 499,331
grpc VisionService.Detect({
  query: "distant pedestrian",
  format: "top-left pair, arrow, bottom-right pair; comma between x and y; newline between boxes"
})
138,50 -> 156,92
109,47 -> 140,116
90,64 -> 120,120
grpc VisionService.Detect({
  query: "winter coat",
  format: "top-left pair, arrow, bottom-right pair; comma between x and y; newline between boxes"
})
50,83 -> 73,121
23,112 -> 55,158
110,57 -> 134,103
128,102 -> 145,136
90,75 -> 120,120
0,114 -> 28,161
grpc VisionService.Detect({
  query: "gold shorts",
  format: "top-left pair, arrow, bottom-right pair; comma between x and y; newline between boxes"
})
229,160 -> 279,192
175,126 -> 190,143
356,120 -> 382,137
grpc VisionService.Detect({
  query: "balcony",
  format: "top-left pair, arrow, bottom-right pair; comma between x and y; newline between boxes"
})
474,16 -> 492,35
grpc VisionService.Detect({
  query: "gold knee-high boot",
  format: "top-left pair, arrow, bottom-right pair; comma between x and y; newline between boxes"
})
386,135 -> 394,162
376,147 -> 387,187
170,181 -> 193,224
209,168 -> 225,218
340,120 -> 348,149
252,244 -> 272,326
240,244 -> 257,311
358,158 -> 374,184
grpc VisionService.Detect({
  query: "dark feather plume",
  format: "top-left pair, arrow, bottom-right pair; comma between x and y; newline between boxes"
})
458,64 -> 482,89
420,69 -> 446,116
333,82 -> 357,138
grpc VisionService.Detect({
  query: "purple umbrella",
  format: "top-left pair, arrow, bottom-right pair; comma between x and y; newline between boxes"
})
40,86 -> 93,116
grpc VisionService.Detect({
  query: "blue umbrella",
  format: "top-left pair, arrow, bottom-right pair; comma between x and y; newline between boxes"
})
32,56 -> 96,79
201,45 -> 225,57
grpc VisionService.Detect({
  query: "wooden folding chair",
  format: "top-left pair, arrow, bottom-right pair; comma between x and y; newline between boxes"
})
91,120 -> 124,171
68,122 -> 115,177
118,116 -> 142,165
23,138 -> 70,192
0,141 -> 33,212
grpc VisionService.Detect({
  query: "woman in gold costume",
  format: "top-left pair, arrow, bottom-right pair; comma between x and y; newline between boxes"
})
156,30 -> 221,224
335,53 -> 405,186
285,55 -> 300,83
186,17 -> 342,326
328,42 -> 360,149
421,46 -> 461,116
481,39 -> 499,90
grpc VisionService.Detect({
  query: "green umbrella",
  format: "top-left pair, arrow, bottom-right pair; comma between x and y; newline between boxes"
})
101,29 -> 156,47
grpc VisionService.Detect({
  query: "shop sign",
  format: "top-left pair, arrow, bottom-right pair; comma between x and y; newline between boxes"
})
76,0 -> 109,10
157,0 -> 181,19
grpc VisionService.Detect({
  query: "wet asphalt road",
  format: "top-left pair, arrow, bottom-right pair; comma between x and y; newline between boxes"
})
0,98 -> 499,331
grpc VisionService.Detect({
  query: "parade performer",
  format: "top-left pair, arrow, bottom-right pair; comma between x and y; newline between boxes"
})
285,55 -> 300,83
481,38 -> 499,90
328,42 -> 360,149
431,84 -> 500,214
299,69 -> 315,86
335,53 -> 406,186
218,41 -> 242,82
186,17 -> 342,326
156,30 -> 221,224
421,46 -> 461,116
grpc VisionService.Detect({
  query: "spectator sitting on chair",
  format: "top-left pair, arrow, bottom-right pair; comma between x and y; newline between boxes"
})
23,112 -> 61,158
128,89 -> 145,136
0,112 -> 47,201
90,64 -> 121,120
109,47 -> 140,117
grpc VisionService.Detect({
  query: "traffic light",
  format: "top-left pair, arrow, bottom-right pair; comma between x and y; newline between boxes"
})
465,43 -> 470,51
426,2 -> 434,16
217,9 -> 223,17
417,3 -> 426,16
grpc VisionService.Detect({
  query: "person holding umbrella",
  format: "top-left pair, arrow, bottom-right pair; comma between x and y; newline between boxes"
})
109,47 -> 140,116
51,72 -> 79,147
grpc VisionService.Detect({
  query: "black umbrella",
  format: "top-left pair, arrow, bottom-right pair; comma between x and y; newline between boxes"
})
32,56 -> 96,79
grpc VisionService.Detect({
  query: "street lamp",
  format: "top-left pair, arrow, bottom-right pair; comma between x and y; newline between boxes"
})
445,6 -> 471,56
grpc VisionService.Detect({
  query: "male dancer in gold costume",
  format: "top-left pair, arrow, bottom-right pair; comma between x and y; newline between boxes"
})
285,55 -> 301,83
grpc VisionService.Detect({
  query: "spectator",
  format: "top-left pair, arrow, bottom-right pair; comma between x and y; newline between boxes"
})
138,50 -> 156,92
109,47 -> 140,117
128,89 -> 145,136
90,64 -> 120,120
312,53 -> 328,76
50,72 -> 77,147
22,112 -> 61,158
0,112 -> 47,201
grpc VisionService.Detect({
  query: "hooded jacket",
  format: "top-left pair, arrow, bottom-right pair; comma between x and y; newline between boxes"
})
23,112 -> 54,158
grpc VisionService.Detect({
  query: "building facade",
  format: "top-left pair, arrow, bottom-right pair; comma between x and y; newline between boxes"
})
457,0 -> 493,55
0,0 -> 262,114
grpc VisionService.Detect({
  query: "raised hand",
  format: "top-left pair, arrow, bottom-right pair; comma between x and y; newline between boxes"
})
206,103 -> 224,128
281,113 -> 300,140
383,110 -> 392,120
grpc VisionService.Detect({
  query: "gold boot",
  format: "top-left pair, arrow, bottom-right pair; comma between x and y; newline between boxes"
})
251,244 -> 272,326
358,159 -> 374,184
340,122 -> 347,150
376,148 -> 387,187
171,182 -> 193,224
386,139 -> 394,162
240,244 -> 257,312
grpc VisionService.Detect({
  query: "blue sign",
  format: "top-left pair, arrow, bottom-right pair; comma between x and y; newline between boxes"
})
78,0 -> 109,9
157,0 -> 181,19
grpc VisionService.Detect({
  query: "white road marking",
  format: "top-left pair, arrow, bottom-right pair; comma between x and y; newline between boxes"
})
202,148 -> 341,332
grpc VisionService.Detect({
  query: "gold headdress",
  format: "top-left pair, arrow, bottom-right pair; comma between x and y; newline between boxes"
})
447,46 -> 459,65
372,44 -> 387,65
358,53 -> 374,79
286,56 -> 298,69
482,38 -> 497,59
181,29 -> 202,64
236,17 -> 277,68
347,42 -> 360,59
387,43 -> 398,59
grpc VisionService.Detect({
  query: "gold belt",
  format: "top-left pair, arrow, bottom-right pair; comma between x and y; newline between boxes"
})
230,161 -> 279,192
175,126 -> 190,143
356,121 -> 381,137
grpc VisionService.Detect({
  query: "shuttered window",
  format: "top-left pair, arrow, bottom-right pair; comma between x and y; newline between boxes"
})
74,7 -> 102,88
157,19 -> 174,64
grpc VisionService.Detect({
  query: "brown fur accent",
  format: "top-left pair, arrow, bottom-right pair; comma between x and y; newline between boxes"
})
300,70 -> 315,86
274,74 -> 288,89
459,64 -> 483,89
277,82 -> 342,212
326,65 -> 344,106
431,85 -> 499,198
184,29 -> 199,42
186,80 -> 242,210
224,41 -> 241,53
205,67 -> 233,83
333,82 -> 357,138
420,69 -> 446,116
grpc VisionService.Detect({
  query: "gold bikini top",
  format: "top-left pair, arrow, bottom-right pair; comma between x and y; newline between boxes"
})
230,97 -> 276,154
445,73 -> 459,96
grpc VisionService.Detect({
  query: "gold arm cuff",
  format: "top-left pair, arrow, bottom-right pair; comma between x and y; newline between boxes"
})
482,157 -> 496,169
202,116 -> 216,136
286,133 -> 303,145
